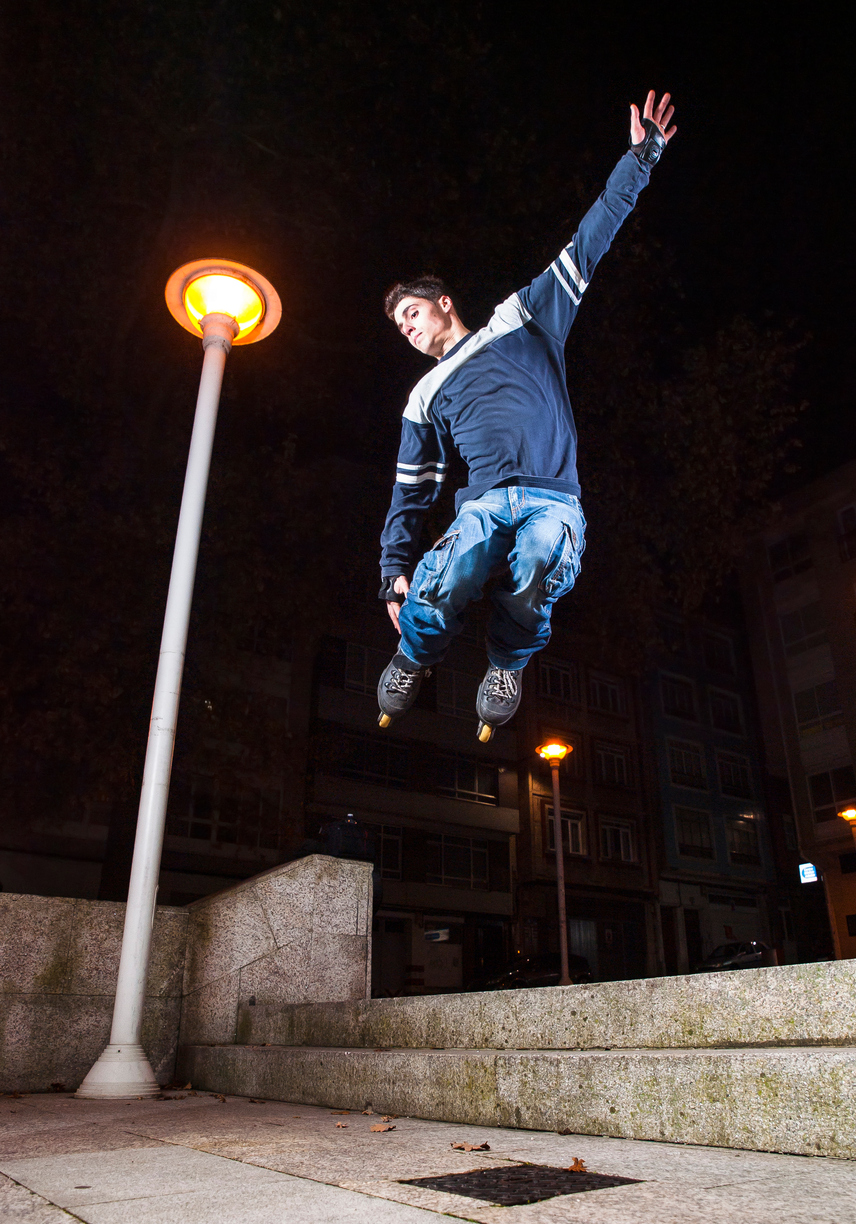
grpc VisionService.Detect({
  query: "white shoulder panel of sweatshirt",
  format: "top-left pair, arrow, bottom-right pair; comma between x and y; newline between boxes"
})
402,293 -> 533,425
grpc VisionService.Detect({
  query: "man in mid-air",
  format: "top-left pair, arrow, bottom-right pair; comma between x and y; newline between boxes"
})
377,92 -> 676,741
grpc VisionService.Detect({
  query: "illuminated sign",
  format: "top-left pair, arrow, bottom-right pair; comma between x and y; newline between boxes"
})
799,862 -> 819,884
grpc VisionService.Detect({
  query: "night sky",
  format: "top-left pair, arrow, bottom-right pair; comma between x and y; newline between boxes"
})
0,3 -> 853,817
2,4 -> 851,469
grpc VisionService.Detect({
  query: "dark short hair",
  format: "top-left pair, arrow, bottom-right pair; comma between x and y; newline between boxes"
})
384,275 -> 454,320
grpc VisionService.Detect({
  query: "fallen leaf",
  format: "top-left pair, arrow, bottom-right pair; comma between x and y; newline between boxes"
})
335,1121 -> 348,1128
557,1128 -> 574,1135
451,1141 -> 491,1152
370,1123 -> 396,1132
568,1158 -> 588,1173
215,1094 -> 226,1103
331,1110 -> 350,1115
361,1108 -> 374,1115
248,1099 -> 266,1105
381,1115 -> 398,1122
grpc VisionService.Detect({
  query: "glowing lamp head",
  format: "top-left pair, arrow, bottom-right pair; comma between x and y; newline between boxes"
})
165,258 -> 282,345
184,274 -> 264,338
537,740 -> 572,765
839,807 -> 856,824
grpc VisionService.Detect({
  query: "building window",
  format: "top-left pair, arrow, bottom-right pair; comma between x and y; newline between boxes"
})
716,750 -> 753,798
167,776 -> 281,851
837,505 -> 856,562
779,908 -> 796,942
661,675 -> 696,720
594,742 -> 630,787
539,656 -> 580,704
588,673 -> 625,715
709,689 -> 743,734
546,807 -> 587,856
425,834 -> 489,889
345,642 -> 390,696
369,824 -> 402,880
779,602 -> 827,656
435,755 -> 499,805
846,915 -> 856,938
674,806 -> 714,859
702,633 -> 735,674
726,817 -> 761,866
768,533 -> 812,581
793,680 -> 842,729
337,731 -> 410,789
600,817 -> 636,862
668,740 -> 707,789
436,668 -> 480,719
807,765 -> 856,823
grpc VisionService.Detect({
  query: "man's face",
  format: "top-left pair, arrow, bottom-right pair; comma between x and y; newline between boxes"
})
393,295 -> 454,358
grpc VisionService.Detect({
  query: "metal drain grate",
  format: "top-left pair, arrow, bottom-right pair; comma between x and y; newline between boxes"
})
403,1164 -> 642,1206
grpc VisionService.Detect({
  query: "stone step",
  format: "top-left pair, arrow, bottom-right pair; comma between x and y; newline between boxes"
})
237,960 -> 856,1051
178,1042 -> 856,1159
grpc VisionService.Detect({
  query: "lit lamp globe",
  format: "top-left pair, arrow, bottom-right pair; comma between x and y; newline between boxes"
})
537,740 -> 572,766
165,258 -> 282,345
839,807 -> 856,847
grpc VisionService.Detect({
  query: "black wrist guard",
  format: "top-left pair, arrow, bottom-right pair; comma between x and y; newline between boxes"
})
378,577 -> 405,603
630,117 -> 666,167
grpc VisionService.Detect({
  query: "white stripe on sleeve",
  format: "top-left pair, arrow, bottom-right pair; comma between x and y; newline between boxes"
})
550,262 -> 582,305
559,248 -> 588,292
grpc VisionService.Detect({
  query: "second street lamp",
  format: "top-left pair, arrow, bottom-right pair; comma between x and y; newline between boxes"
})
76,259 -> 281,1100
536,739 -> 573,987
839,807 -> 856,849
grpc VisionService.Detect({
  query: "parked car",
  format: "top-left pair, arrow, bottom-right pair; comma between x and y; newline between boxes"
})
694,941 -> 774,973
469,951 -> 592,992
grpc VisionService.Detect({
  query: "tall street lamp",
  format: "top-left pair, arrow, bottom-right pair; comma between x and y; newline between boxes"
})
77,260 -> 281,1099
838,807 -> 856,849
536,739 -> 574,987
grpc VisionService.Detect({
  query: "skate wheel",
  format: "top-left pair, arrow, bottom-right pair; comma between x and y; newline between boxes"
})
477,721 -> 494,743
378,713 -> 392,729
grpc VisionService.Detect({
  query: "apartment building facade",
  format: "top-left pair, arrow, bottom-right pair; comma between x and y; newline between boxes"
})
741,459 -> 856,960
643,609 -> 802,972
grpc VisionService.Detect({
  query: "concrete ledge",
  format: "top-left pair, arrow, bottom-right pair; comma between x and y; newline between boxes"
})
237,959 -> 856,1051
178,1042 -> 856,1159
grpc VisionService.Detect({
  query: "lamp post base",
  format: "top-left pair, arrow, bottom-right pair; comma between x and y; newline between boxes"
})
75,1044 -> 161,1099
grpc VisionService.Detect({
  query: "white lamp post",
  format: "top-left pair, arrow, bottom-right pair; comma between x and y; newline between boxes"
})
536,739 -> 574,987
76,260 -> 281,1099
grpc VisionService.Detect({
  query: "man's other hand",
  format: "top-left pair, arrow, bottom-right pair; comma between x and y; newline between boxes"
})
630,90 -> 677,145
386,575 -> 410,634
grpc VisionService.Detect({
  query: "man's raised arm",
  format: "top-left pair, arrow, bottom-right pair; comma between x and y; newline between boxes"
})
518,90 -> 676,342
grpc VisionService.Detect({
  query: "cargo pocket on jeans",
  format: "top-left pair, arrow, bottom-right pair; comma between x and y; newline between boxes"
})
538,522 -> 580,598
418,530 -> 460,601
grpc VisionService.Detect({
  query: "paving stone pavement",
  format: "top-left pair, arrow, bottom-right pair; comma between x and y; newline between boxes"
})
0,1090 -> 853,1223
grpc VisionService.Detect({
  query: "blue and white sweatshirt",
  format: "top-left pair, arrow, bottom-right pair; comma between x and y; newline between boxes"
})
380,149 -> 650,580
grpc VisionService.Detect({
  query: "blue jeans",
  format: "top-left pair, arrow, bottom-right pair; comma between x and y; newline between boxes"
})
398,487 -> 586,670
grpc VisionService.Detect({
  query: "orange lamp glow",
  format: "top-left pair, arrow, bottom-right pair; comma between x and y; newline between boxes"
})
184,274 -> 264,338
839,807 -> 856,824
165,259 -> 282,345
537,740 -> 572,765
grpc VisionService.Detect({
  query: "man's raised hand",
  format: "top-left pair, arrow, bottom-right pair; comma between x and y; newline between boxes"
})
630,90 -> 676,145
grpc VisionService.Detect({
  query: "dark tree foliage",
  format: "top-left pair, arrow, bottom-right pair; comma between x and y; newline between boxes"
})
0,0 -> 802,829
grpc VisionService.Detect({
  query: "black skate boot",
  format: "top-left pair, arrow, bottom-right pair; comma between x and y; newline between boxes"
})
476,666 -> 522,742
377,651 -> 431,728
